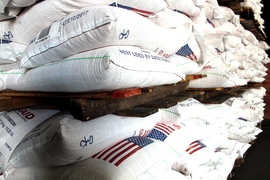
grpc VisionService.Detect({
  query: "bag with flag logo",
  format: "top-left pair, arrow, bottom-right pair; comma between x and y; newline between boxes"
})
6,112 -> 162,170
5,136 -> 181,180
147,117 -> 218,153
172,140 -> 215,175
175,33 -> 202,62
0,0 -> 167,44
20,5 -> 191,69
0,108 -> 60,174
3,46 -> 185,93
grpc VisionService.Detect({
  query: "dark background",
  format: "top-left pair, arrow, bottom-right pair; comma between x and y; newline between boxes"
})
261,0 -> 270,55
231,3 -> 270,180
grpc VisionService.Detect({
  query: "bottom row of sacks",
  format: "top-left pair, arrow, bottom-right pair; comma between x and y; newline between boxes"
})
0,87 -> 266,180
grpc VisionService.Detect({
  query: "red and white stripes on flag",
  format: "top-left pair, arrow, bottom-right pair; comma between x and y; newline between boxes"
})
186,141 -> 206,155
92,136 -> 153,166
109,2 -> 154,17
139,129 -> 152,136
154,123 -> 175,135
176,44 -> 198,61
147,122 -> 176,141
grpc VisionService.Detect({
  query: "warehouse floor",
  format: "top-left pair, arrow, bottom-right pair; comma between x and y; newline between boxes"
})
231,120 -> 270,180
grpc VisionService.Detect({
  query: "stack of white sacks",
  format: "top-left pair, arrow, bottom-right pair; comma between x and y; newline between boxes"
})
0,0 -> 269,179
0,88 -> 266,179
0,0 -> 268,92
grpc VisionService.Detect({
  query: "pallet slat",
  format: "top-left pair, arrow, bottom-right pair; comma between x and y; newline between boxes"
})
114,107 -> 158,117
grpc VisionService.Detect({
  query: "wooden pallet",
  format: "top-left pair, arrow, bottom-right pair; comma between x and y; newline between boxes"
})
69,80 -> 190,120
0,75 -> 208,121
0,77 -> 196,121
181,86 -> 243,103
240,18 -> 266,41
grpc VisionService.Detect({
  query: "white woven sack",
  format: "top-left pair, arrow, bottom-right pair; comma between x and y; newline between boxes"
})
192,159 -> 231,180
214,151 -> 238,178
165,0 -> 201,18
147,8 -> 202,63
243,87 -> 266,99
241,89 -> 265,104
134,162 -> 190,180
7,0 -> 41,7
0,77 -> 5,91
175,33 -> 202,63
0,0 -> 9,12
20,5 -> 190,69
159,98 -> 209,123
7,112 -> 162,169
0,108 -> 60,173
0,7 -> 22,21
5,137 -> 180,180
239,104 -> 260,122
192,0 -> 205,6
225,119 -> 256,141
203,2 -> 235,28
203,103 -> 245,127
172,141 -> 215,174
168,54 -> 203,75
191,3 -> 215,27
205,0 -> 219,8
257,41 -> 270,51
223,139 -> 249,160
188,67 -> 247,88
222,97 -> 247,109
4,46 -> 185,92
200,130 -> 229,151
0,0 -> 167,44
148,8 -> 192,30
145,168 -> 190,180
188,67 -> 230,88
241,0 -> 262,15
147,117 -> 218,153
239,127 -> 262,143
0,41 -> 26,64
192,151 -> 234,180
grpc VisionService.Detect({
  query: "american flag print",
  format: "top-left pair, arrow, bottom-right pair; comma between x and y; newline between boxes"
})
173,9 -> 190,18
186,141 -> 206,155
139,129 -> 152,137
147,123 -> 176,141
215,148 -> 222,153
92,136 -> 153,166
109,2 -> 154,17
207,18 -> 215,28
176,44 -> 197,61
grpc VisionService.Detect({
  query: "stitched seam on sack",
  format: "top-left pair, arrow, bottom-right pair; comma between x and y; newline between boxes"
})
159,109 -> 181,117
0,71 -> 23,75
22,19 -> 112,67
35,56 -> 111,68
110,60 -> 186,80
176,61 -> 196,66
202,72 -> 240,85
202,72 -> 229,79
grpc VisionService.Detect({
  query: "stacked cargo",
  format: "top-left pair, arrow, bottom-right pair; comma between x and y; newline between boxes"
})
0,0 -> 269,179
